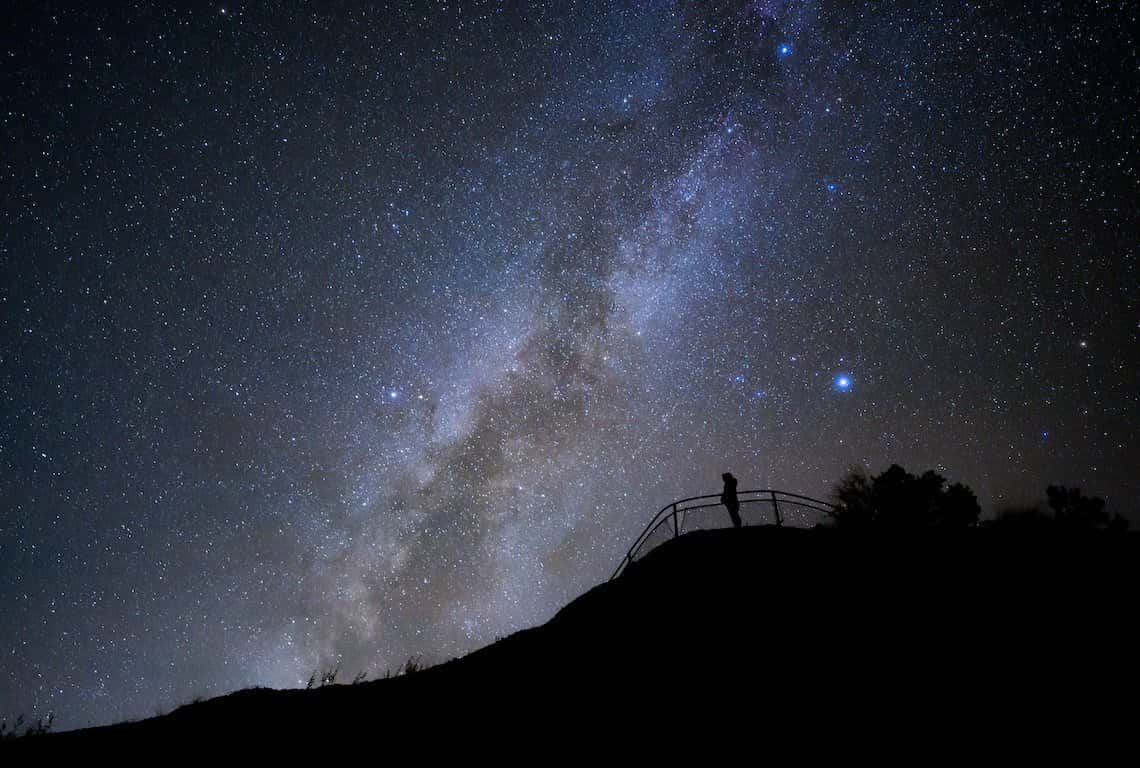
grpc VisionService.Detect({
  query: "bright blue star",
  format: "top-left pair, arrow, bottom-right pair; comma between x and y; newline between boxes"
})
826,182 -> 838,193
777,43 -> 793,58
833,374 -> 852,392
388,390 -> 399,400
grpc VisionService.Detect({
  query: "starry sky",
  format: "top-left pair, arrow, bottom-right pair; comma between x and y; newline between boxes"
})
2,1 -> 1137,730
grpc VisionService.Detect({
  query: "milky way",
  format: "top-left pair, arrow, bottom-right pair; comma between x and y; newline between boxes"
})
2,1 -> 1136,729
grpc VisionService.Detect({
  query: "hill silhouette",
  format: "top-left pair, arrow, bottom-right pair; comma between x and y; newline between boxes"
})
16,524 -> 1138,751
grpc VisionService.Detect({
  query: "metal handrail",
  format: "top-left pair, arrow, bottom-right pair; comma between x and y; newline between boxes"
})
610,489 -> 836,580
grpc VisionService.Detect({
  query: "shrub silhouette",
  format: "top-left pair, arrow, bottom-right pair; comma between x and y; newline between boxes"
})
831,464 -> 980,528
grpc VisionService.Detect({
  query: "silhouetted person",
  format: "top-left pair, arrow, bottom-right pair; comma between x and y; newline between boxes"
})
721,472 -> 742,528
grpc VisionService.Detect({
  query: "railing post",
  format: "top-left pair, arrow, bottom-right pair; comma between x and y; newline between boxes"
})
771,491 -> 783,527
672,503 -> 679,537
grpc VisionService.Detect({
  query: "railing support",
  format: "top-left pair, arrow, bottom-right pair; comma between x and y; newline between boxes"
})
611,489 -> 834,580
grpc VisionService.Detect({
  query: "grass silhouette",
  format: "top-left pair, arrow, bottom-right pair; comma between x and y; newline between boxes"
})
1,713 -> 54,741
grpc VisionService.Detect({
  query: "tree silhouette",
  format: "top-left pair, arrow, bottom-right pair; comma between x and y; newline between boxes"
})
1046,486 -> 1110,529
937,482 -> 982,527
831,464 -> 980,528
995,486 -> 1129,532
834,467 -> 875,527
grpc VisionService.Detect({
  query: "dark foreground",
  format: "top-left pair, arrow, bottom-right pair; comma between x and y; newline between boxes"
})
14,525 -> 1138,752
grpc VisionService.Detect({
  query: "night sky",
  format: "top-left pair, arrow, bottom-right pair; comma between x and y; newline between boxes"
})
3,1 -> 1136,730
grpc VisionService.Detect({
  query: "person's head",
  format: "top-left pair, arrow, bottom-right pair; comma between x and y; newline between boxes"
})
722,472 -> 734,481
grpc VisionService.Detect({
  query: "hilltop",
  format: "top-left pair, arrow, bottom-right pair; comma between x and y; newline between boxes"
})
17,524 -> 1138,750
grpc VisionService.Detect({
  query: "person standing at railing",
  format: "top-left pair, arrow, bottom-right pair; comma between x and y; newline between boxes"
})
721,472 -> 742,528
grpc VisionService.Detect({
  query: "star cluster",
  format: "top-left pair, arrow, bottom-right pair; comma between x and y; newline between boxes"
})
1,1 -> 1136,729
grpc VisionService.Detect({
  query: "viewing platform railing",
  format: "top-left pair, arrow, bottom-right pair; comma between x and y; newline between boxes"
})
610,489 -> 836,580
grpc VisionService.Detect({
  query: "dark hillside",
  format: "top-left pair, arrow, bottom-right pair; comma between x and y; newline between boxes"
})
22,525 -> 1138,749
